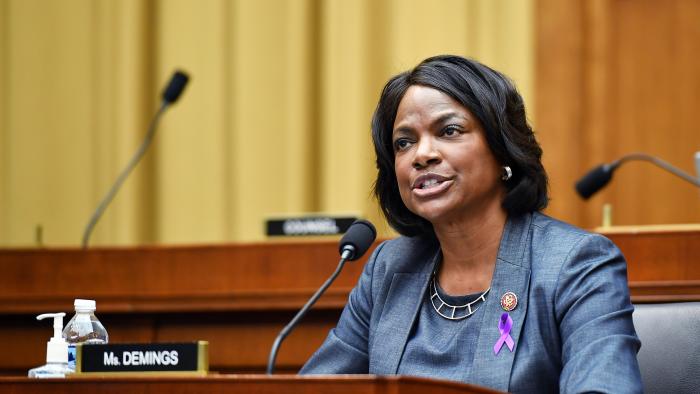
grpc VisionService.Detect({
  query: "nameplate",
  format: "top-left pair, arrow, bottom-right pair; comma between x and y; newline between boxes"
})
75,341 -> 208,375
266,216 -> 357,236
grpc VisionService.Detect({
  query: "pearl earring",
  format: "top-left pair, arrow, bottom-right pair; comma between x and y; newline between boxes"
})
501,166 -> 512,181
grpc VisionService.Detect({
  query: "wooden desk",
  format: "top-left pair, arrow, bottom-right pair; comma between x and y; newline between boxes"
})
0,241 -> 369,375
1,228 -> 697,375
0,375 -> 501,394
600,225 -> 700,302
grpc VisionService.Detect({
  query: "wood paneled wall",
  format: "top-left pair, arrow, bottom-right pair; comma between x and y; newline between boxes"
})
536,0 -> 700,229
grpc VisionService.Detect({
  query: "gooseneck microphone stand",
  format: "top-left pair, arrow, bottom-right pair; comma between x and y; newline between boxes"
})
575,152 -> 700,199
265,247 -> 354,374
266,219 -> 376,374
81,71 -> 189,248
81,103 -> 167,248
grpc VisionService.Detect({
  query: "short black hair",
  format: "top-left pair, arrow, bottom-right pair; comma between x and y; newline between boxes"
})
371,55 -> 548,237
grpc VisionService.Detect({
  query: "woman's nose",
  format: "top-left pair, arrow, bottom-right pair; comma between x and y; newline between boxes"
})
412,138 -> 441,169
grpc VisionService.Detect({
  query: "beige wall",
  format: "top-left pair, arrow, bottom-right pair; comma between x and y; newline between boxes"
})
0,0 -> 534,246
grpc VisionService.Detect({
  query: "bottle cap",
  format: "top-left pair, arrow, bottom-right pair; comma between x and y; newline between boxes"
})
74,299 -> 96,312
36,313 -> 68,363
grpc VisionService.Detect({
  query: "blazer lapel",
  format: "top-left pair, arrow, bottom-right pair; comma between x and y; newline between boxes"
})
467,213 -> 533,392
369,250 -> 438,374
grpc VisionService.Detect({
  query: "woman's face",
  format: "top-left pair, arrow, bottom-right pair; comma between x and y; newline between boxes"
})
392,85 -> 504,226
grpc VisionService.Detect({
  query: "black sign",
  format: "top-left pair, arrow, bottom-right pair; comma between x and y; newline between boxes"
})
77,342 -> 207,374
266,216 -> 358,236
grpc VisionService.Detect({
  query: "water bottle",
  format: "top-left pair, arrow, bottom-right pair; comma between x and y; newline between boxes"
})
62,299 -> 108,371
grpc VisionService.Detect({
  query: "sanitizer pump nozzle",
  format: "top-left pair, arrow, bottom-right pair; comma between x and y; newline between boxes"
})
28,312 -> 73,378
38,313 -> 68,363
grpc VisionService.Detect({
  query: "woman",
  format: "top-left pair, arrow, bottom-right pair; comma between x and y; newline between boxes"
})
300,55 -> 642,393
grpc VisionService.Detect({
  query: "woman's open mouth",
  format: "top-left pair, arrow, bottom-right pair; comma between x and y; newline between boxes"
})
411,174 -> 454,198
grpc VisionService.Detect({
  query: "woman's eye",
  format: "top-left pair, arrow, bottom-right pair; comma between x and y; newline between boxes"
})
393,138 -> 412,151
442,126 -> 462,137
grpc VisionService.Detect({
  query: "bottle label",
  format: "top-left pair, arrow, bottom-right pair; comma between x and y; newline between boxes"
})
68,344 -> 76,370
32,372 -> 66,378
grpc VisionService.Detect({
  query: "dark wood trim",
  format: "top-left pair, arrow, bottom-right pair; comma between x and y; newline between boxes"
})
0,375 -> 502,394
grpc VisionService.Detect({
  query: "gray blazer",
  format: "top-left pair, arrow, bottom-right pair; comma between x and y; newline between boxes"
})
300,212 -> 643,393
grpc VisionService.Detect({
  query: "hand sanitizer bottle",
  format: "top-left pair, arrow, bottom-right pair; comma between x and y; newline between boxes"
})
28,312 -> 73,378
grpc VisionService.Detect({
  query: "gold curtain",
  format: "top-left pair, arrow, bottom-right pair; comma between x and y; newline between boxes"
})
0,0 -> 533,246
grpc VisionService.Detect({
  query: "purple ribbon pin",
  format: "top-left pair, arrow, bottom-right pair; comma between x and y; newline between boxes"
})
493,312 -> 515,355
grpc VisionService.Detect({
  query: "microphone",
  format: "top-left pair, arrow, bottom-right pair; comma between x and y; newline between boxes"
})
162,71 -> 189,104
81,70 -> 190,248
575,163 -> 617,199
575,152 -> 700,199
266,219 -> 377,374
338,219 -> 377,260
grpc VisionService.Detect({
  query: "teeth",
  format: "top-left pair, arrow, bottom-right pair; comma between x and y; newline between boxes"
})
421,179 -> 440,189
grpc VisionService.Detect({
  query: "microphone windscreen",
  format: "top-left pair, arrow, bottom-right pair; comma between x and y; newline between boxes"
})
162,71 -> 190,104
339,220 -> 377,261
575,164 -> 614,199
